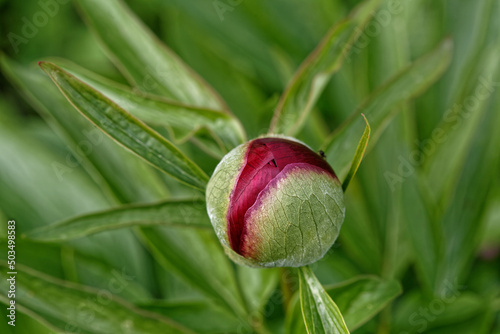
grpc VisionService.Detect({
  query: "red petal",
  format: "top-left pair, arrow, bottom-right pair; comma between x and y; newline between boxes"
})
227,138 -> 336,255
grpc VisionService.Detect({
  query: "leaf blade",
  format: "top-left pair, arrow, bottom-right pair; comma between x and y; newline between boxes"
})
299,266 -> 350,334
0,262 -> 193,334
325,276 -> 402,331
75,0 -> 226,110
237,266 -> 280,315
138,228 -> 249,320
0,55 -> 168,204
322,38 -> 453,180
138,300 -> 248,334
342,114 -> 371,191
26,199 -> 210,242
50,59 -> 246,154
39,62 -> 209,191
269,0 -> 382,136
436,94 -> 500,294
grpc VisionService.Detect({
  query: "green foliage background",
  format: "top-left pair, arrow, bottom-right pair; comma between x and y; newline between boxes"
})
0,0 -> 499,333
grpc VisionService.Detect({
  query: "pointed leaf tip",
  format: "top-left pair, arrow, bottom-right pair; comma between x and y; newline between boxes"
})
342,114 -> 371,192
269,0 -> 382,136
40,62 -> 209,191
299,266 -> 350,334
322,37 -> 453,180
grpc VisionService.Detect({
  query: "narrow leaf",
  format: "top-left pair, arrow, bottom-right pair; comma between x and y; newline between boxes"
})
322,38 -> 453,180
436,98 -> 500,294
298,266 -> 350,334
285,293 -> 307,334
393,291 -> 489,334
423,43 -> 500,207
1,55 -> 171,294
237,266 -> 280,313
138,228 -> 248,319
0,262 -> 193,334
0,305 -> 57,334
0,96 -> 161,293
25,199 -> 210,242
288,276 -> 401,332
401,176 -> 440,293
0,102 -> 109,226
342,114 -> 370,192
75,0 -> 226,109
51,59 -> 246,154
325,276 -> 402,331
138,300 -> 247,333
269,0 -> 382,136
39,62 -> 209,191
0,238 -> 151,301
0,55 -> 168,204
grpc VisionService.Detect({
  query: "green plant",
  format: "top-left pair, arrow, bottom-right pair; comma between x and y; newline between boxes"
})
1,0 -> 499,333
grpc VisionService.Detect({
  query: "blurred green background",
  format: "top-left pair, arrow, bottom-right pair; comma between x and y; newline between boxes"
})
0,0 -> 499,333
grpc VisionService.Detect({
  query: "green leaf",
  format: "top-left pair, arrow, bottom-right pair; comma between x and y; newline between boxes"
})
0,239 -> 151,301
435,94 -> 500,294
393,290 -> 489,334
288,275 -> 401,333
0,304 -> 57,334
337,189 -> 384,274
269,0 -> 382,136
39,62 -> 209,191
138,228 -> 248,319
1,55 -> 169,294
237,266 -> 280,313
50,59 -> 246,155
138,300 -> 248,333
325,276 -> 402,331
342,114 -> 370,191
298,266 -> 350,334
25,199 -> 210,242
0,54 -> 168,204
0,262 -> 193,334
424,43 -> 500,207
0,99 -> 161,293
481,191 -> 500,248
285,293 -> 307,334
322,38 -> 453,180
75,0 -> 226,110
401,176 -> 440,293
0,102 -> 109,227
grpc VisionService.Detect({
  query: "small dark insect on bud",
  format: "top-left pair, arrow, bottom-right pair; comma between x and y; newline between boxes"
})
319,150 -> 326,159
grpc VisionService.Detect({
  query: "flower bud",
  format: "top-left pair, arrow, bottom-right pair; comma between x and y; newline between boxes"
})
206,136 -> 345,268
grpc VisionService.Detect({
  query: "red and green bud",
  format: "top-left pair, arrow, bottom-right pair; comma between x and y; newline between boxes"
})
206,136 -> 345,268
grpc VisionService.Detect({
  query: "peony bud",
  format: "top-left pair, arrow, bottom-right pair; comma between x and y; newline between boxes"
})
206,136 -> 345,268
